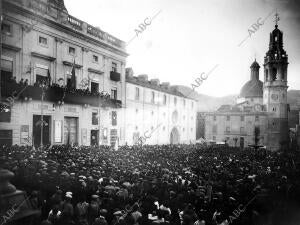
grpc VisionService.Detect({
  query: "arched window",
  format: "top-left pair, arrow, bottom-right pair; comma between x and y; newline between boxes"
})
273,68 -> 277,80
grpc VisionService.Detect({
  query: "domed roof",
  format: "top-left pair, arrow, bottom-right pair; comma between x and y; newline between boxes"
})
240,79 -> 263,98
250,60 -> 260,69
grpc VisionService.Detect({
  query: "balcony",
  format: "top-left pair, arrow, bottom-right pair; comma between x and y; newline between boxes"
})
67,15 -> 83,31
1,81 -> 122,108
110,71 -> 121,82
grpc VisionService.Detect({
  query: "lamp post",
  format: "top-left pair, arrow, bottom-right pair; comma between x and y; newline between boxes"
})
38,83 -> 48,149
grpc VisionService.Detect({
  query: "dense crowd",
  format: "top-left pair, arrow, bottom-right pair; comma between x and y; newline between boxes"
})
1,144 -> 300,225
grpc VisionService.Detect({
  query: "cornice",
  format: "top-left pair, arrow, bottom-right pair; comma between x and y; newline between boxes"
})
3,1 -> 129,58
31,52 -> 56,61
88,68 -> 104,75
2,43 -> 21,52
63,61 -> 82,68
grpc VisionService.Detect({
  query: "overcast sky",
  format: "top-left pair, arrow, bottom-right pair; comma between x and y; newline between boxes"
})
64,0 -> 300,97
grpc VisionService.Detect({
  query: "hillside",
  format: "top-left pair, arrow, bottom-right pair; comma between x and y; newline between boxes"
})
174,86 -> 300,111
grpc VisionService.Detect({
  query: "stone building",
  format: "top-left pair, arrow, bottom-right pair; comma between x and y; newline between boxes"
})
125,68 -> 197,145
0,0 -> 127,146
0,0 -> 197,147
205,18 -> 289,151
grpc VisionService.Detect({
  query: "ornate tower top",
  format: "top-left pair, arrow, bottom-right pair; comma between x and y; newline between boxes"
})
264,11 -> 287,66
274,10 -> 280,28
250,59 -> 260,80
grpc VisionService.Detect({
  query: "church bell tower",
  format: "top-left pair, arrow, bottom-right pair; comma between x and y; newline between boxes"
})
263,12 -> 289,151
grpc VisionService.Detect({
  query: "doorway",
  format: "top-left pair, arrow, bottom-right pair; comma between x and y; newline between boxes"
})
64,117 -> 78,145
240,137 -> 244,149
170,127 -> 180,144
91,130 -> 99,146
33,115 -> 51,146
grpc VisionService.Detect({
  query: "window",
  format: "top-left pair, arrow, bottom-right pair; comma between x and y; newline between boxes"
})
151,111 -> 154,116
151,91 -> 155,104
240,127 -> 245,133
102,128 -> 108,141
241,115 -> 245,121
93,55 -> 98,63
92,112 -> 98,125
0,106 -> 11,122
1,23 -> 11,34
0,130 -> 13,146
255,115 -> 259,121
272,107 -> 276,112
36,75 -> 48,85
39,36 -> 48,46
112,111 -> 117,126
136,109 -> 138,113
226,126 -> 230,133
35,67 -> 48,85
174,97 -> 177,105
111,88 -> 117,100
226,115 -> 230,121
91,82 -> 99,94
69,47 -> 75,55
213,115 -> 217,121
213,136 -> 216,141
163,95 -> 167,105
213,125 -> 217,133
183,99 -> 186,107
112,62 -> 117,72
135,87 -> 140,100
1,59 -> 13,83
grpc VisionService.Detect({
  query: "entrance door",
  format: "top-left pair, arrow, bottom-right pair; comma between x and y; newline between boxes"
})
240,137 -> 244,149
0,130 -> 12,146
91,130 -> 99,146
64,117 -> 78,145
170,127 -> 180,144
33,115 -> 51,146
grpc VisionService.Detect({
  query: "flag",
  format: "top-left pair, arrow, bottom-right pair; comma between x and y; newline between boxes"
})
70,60 -> 76,89
47,69 -> 51,86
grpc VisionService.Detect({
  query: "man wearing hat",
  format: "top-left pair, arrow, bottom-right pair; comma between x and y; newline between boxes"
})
88,195 -> 100,224
59,191 -> 74,225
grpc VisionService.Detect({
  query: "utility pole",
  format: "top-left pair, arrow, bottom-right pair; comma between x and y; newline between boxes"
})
0,0 -> 3,100
38,83 -> 48,149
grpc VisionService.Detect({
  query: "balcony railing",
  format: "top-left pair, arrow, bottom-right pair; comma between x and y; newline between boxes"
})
87,24 -> 105,40
1,81 -> 122,108
110,71 -> 121,82
67,15 -> 83,30
67,15 -> 125,49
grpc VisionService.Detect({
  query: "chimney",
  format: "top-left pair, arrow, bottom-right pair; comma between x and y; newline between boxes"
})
126,67 -> 134,78
137,74 -> 148,82
150,79 -> 160,86
161,82 -> 170,89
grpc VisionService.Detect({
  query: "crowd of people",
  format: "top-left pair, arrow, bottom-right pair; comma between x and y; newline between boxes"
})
1,144 -> 300,225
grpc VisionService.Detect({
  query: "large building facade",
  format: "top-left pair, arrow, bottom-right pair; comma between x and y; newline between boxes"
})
0,0 -> 127,146
205,20 -> 289,151
0,0 -> 197,147
125,68 -> 197,145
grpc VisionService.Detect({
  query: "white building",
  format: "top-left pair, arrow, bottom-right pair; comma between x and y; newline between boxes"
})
124,68 -> 197,145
